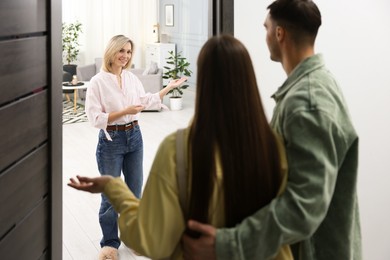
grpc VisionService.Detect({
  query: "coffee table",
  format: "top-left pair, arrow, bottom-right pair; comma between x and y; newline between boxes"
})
62,81 -> 89,113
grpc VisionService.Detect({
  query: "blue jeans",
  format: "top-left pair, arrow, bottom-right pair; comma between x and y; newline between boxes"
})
96,125 -> 143,249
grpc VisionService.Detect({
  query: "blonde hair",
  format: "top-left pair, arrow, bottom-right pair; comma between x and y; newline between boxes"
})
102,35 -> 134,73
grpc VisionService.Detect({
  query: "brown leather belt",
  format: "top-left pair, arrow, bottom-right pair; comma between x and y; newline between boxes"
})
106,121 -> 138,131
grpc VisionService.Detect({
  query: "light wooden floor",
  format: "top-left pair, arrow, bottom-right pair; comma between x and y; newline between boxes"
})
62,90 -> 195,260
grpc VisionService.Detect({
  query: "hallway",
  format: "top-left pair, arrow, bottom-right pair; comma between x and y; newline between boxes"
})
62,91 -> 195,259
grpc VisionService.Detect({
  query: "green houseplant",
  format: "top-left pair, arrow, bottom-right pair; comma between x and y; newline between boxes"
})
62,21 -> 82,95
62,21 -> 83,65
163,51 -> 193,98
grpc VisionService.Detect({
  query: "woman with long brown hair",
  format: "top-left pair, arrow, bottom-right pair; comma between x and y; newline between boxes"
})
69,34 -> 292,260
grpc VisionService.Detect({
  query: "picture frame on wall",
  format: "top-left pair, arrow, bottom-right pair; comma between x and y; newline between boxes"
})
165,5 -> 174,26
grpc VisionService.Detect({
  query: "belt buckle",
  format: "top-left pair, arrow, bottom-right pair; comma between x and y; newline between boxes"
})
124,122 -> 133,128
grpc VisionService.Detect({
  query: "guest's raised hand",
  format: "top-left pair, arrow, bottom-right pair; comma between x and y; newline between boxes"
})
68,175 -> 113,193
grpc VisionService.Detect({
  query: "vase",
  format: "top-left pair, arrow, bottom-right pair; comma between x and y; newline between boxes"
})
170,97 -> 183,111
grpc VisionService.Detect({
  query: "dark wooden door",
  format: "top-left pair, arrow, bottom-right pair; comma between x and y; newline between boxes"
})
212,0 -> 234,35
0,0 -> 62,259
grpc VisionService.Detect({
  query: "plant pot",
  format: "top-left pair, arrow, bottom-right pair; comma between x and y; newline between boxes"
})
170,97 -> 183,111
63,64 -> 77,77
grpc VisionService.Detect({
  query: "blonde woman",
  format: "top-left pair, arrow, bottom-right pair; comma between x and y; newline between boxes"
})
84,34 -> 186,260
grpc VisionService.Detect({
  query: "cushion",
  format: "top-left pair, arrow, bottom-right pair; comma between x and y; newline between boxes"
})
143,61 -> 159,75
95,58 -> 103,73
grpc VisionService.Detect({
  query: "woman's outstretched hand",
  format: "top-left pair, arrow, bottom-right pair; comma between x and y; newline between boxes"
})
68,175 -> 113,193
159,77 -> 188,99
167,77 -> 188,91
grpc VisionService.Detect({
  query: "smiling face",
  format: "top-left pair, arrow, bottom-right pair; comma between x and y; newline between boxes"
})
111,42 -> 132,70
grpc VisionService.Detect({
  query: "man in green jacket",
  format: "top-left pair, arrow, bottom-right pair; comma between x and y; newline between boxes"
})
182,0 -> 362,259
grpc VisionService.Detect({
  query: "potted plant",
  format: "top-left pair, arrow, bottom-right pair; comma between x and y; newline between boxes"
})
163,51 -> 192,110
62,21 -> 82,77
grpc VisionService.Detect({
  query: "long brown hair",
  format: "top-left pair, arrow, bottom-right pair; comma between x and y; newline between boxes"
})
189,35 -> 283,229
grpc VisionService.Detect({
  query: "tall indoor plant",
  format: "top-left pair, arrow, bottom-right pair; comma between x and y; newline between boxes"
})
62,21 -> 82,77
163,51 -> 192,110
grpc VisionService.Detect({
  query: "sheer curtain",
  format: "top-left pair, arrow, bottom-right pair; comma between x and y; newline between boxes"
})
62,0 -> 158,68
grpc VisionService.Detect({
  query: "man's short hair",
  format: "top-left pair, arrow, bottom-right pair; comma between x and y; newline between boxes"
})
268,0 -> 322,42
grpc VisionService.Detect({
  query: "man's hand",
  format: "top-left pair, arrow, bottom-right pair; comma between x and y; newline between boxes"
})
182,220 -> 217,260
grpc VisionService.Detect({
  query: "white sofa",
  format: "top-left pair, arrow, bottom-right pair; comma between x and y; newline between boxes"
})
76,58 -> 163,107
127,68 -> 163,94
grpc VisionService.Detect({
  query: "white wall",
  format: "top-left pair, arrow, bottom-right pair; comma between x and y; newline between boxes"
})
235,1 -> 390,259
62,0 -> 208,86
159,0 -> 209,86
62,0 -> 158,68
